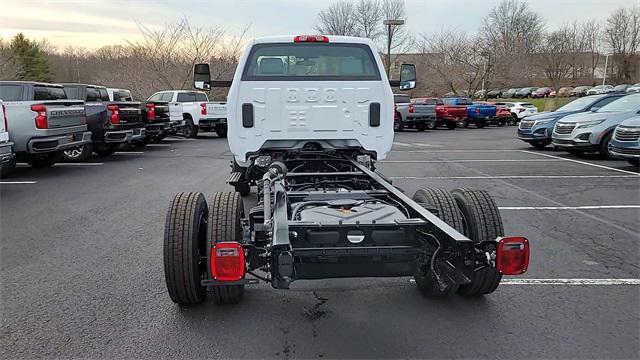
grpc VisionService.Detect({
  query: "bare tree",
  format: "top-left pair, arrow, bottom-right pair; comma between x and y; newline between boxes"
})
314,1 -> 358,36
537,27 -> 575,91
605,6 -> 640,81
355,0 -> 383,40
581,20 -> 602,81
382,0 -> 413,73
0,38 -> 22,80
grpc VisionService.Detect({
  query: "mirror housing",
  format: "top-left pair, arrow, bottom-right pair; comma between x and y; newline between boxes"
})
194,63 -> 233,89
389,63 -> 416,90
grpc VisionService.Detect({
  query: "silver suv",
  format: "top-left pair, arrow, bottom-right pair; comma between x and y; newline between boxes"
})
552,94 -> 640,158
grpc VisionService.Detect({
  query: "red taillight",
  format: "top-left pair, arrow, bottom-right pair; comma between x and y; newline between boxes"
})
294,35 -> 329,42
107,104 -> 120,125
145,103 -> 155,122
200,102 -> 207,116
475,107 -> 480,115
31,104 -> 48,129
210,242 -> 245,281
496,237 -> 530,275
2,104 -> 7,131
408,104 -> 414,113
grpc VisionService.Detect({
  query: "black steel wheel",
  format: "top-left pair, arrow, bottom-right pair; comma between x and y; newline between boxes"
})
394,114 -> 404,132
164,192 -> 209,305
0,156 -> 16,178
25,152 -> 58,168
215,126 -> 227,138
184,116 -> 198,138
412,188 -> 464,298
451,189 -> 503,296
61,144 -> 93,162
208,192 -> 246,304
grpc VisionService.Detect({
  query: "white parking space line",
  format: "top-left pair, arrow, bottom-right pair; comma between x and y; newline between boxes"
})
164,137 -> 194,141
499,205 -> 640,210
521,150 -> 640,176
412,143 -> 443,148
393,141 -> 413,147
391,175 -> 637,179
114,151 -> 144,155
0,181 -> 37,184
391,149 -> 525,153
54,162 -> 104,166
380,159 -> 562,163
145,144 -> 172,147
500,279 -> 640,285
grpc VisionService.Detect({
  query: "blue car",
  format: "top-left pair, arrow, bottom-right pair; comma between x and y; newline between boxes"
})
609,116 -> 640,167
517,94 -> 626,148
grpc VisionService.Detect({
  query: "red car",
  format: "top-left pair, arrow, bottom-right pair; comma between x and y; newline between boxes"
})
531,87 -> 553,98
414,97 -> 467,129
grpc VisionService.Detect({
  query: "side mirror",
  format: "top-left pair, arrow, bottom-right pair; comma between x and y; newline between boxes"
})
399,64 -> 416,90
194,63 -> 211,90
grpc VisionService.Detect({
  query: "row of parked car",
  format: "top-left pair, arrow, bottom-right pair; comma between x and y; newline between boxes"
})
517,93 -> 640,166
393,94 -> 538,131
0,81 -> 228,177
480,83 -> 640,99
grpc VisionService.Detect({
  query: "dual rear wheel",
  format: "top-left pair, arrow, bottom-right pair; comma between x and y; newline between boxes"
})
164,191 -> 245,306
412,188 -> 503,298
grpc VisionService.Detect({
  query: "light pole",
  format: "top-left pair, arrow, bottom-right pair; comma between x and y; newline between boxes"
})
602,53 -> 610,86
480,51 -> 490,96
383,19 -> 405,77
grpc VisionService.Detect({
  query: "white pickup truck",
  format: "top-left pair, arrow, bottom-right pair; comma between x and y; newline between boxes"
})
146,90 -> 227,138
0,100 -> 15,177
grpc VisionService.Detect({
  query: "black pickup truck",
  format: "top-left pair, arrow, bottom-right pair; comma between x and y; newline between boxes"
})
61,84 -> 145,160
141,92 -> 174,143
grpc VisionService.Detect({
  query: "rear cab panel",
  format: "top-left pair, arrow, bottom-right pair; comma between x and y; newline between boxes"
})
227,36 -> 393,163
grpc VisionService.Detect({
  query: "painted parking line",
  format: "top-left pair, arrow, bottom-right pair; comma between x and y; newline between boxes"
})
521,150 -> 640,176
164,137 -> 195,141
391,149 -> 526,153
145,144 -> 171,147
412,143 -> 443,148
114,151 -> 144,155
54,162 -> 103,166
499,205 -> 640,210
393,141 -> 413,147
391,175 -> 637,179
408,278 -> 640,285
380,159 -> 563,163
0,181 -> 38,184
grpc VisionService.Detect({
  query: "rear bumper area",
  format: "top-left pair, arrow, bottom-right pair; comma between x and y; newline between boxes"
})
406,116 -> 436,123
145,122 -> 171,137
199,118 -> 227,128
0,143 -> 14,164
27,131 -> 92,154
104,127 -> 146,144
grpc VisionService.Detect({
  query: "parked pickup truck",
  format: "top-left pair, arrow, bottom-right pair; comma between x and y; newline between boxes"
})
142,92 -> 174,142
107,88 -> 134,102
443,97 -> 496,128
147,90 -> 227,138
62,83 -> 145,160
393,94 -> 436,131
0,81 -> 91,168
417,97 -> 466,129
0,100 -> 15,177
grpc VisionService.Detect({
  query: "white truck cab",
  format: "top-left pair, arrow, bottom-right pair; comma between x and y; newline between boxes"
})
195,35 -> 415,164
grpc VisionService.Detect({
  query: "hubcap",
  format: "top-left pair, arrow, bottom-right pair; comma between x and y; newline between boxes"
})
64,147 -> 83,158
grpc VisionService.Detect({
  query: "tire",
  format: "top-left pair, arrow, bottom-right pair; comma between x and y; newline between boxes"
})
426,121 -> 436,130
530,141 -> 550,149
164,192 -> 209,306
393,114 -> 404,132
598,132 -> 613,159
94,143 -> 118,156
446,122 -> 457,130
416,123 -> 426,132
476,121 -> 485,128
0,156 -> 16,178
462,119 -> 470,128
208,192 -> 246,304
628,158 -> 640,167
412,188 -> 464,298
60,144 -> 93,162
451,189 -> 503,296
215,126 -> 227,138
25,152 -> 58,168
184,116 -> 198,138
511,114 -> 519,125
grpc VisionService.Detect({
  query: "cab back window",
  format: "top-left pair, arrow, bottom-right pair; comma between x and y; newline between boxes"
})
242,43 -> 381,81
0,85 -> 24,101
99,88 -> 110,101
34,86 -> 66,100
177,92 -> 208,102
113,90 -> 133,101
86,87 -> 100,102
394,95 -> 410,104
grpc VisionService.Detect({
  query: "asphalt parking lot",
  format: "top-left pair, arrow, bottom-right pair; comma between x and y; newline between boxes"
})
1,126 -> 639,359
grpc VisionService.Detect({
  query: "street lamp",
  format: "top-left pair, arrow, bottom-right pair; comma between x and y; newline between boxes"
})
602,53 -> 611,86
383,19 -> 405,77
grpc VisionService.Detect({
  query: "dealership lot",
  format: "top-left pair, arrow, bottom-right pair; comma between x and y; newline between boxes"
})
1,127 -> 638,359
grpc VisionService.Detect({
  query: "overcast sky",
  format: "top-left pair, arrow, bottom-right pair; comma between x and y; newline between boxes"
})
0,0 -> 636,50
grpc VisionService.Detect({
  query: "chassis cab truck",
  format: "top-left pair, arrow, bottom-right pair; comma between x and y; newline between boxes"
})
163,35 -> 530,305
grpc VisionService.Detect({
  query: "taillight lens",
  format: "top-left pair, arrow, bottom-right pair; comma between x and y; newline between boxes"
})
475,107 -> 480,115
145,103 -> 155,121
294,35 -> 329,42
31,104 -> 48,129
211,242 -> 245,281
408,104 -> 414,113
200,102 -> 207,115
107,104 -> 120,125
496,237 -> 530,275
